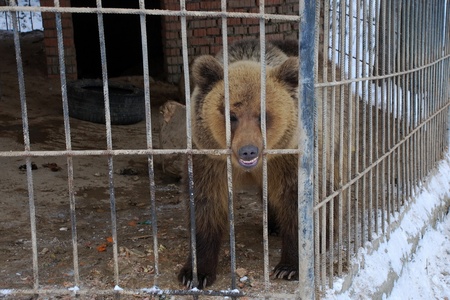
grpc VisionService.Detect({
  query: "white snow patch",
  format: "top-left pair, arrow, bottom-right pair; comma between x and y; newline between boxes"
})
68,286 -> 79,292
325,152 -> 450,299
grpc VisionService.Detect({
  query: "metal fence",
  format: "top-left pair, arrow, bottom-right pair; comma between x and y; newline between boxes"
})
0,0 -> 449,299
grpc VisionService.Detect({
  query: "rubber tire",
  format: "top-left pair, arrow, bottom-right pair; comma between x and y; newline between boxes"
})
67,79 -> 145,125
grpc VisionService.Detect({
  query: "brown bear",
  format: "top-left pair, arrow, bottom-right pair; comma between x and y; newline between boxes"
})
178,39 -> 350,289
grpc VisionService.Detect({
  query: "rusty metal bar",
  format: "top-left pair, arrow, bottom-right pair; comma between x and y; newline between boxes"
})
95,0 -> 120,289
137,0 -> 160,288
220,0 -> 238,292
297,0 -> 315,298
9,0 -> 39,292
53,0 -> 80,290
257,0 -> 271,293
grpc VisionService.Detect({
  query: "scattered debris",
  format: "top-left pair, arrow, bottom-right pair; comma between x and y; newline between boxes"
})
119,168 -> 139,176
236,267 -> 248,278
42,162 -> 62,172
97,244 -> 107,252
40,248 -> 49,255
19,162 -> 37,171
138,220 -> 152,225
119,246 -> 146,258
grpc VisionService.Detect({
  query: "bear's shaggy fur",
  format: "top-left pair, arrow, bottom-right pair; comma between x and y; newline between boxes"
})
178,39 -> 351,289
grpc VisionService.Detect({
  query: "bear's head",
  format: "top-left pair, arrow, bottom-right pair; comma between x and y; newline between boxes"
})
190,55 -> 299,171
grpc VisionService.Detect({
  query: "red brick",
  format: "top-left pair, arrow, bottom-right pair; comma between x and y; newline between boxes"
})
227,18 -> 242,25
243,18 -> 259,25
228,0 -> 255,9
200,1 -> 221,10
233,27 -> 248,35
186,2 -> 200,10
192,28 -> 207,37
206,27 -> 220,36
44,37 -> 58,47
248,26 -> 260,34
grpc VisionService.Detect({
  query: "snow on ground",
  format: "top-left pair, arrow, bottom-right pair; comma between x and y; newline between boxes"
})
387,213 -> 450,300
325,150 -> 450,300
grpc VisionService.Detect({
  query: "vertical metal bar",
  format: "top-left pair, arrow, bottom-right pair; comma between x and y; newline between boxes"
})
411,0 -> 419,200
313,1 -> 321,291
354,0 -> 361,252
53,0 -> 80,290
394,0 -> 402,213
328,0 -> 337,286
380,0 -> 387,236
373,0 -> 380,237
179,0 -> 198,291
320,0 -> 329,290
298,0 -> 316,298
10,0 -> 39,291
367,0 -> 374,243
346,0 -> 354,267
361,0 -> 368,246
138,0 -> 159,287
386,0 -> 392,230
404,0 -> 411,208
337,0 -> 346,276
220,0 -> 237,292
418,1 -> 425,183
95,0 -> 120,288
257,0 -> 271,293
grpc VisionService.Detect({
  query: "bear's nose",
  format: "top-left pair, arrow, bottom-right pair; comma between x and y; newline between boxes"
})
238,145 -> 259,161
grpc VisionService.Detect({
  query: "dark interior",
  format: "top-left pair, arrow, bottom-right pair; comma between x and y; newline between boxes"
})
71,0 -> 164,80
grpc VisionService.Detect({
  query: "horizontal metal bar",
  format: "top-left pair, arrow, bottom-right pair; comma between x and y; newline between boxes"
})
0,6 -> 300,21
0,148 -> 303,158
315,53 -> 450,87
0,287 -> 245,298
314,99 -> 450,211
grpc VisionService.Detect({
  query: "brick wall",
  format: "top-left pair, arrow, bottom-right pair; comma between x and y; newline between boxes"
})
39,0 -> 299,83
40,0 -> 77,80
161,0 -> 300,83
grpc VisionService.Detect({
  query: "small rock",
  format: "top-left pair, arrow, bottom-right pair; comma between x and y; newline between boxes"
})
236,267 -> 247,278
119,168 -> 138,176
19,162 -> 37,171
239,276 -> 248,282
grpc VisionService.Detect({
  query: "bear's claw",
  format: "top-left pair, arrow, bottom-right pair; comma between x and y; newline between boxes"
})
178,267 -> 214,289
272,264 -> 298,280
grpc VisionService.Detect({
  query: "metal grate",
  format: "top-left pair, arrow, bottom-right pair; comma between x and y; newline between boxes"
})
0,0 -> 449,299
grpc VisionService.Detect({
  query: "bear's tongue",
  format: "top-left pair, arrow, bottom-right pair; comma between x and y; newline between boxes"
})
239,157 -> 258,168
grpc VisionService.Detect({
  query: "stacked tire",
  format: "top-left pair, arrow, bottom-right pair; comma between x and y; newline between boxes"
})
67,79 -> 145,125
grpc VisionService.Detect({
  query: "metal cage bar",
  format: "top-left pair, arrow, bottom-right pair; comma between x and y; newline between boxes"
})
0,0 -> 449,298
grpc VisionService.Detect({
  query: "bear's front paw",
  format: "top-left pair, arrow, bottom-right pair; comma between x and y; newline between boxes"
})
178,265 -> 216,289
271,263 -> 298,280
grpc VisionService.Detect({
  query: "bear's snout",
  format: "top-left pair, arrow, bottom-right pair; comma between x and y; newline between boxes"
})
238,145 -> 259,168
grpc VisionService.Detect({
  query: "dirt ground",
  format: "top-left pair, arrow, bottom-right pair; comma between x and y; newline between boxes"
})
0,31 -> 300,299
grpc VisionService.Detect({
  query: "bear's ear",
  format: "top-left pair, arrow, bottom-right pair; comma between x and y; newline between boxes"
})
191,55 -> 224,93
272,57 -> 299,91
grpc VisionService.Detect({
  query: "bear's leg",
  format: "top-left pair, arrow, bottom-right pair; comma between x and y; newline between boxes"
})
269,156 -> 299,280
272,199 -> 299,280
178,157 -> 228,289
268,203 -> 280,236
178,224 -> 224,289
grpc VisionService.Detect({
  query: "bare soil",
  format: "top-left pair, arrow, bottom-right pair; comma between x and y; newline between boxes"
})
0,31 -> 299,299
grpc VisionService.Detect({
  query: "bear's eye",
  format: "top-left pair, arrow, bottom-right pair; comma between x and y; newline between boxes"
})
230,114 -> 238,123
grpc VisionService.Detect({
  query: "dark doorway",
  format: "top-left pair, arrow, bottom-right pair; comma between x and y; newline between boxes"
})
71,0 -> 164,80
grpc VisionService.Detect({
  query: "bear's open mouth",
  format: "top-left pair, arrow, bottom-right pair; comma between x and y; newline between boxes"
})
238,157 -> 259,168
